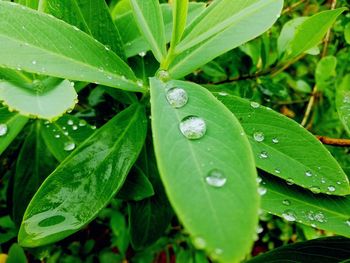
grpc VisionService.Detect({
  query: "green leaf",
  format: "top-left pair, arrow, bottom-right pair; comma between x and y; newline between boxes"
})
128,142 -> 173,249
40,115 -> 95,162
0,79 -> 77,121
214,94 -> 350,195
42,0 -> 125,59
15,0 -> 38,9
247,236 -> 350,263
115,3 -> 205,58
0,107 -> 28,156
130,0 -> 166,62
168,0 -> 283,78
336,74 -> 350,136
0,2 -> 144,92
260,173 -> 350,238
345,22 -> 350,45
6,244 -> 27,263
18,104 -> 147,247
12,122 -> 57,226
315,56 -> 337,92
289,8 -> 347,58
150,78 -> 258,262
170,0 -> 189,48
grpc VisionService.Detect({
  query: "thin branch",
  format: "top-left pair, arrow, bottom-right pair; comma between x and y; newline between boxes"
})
282,0 -> 308,15
316,135 -> 350,147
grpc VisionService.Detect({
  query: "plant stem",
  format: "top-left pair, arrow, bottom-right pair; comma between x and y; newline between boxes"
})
282,0 -> 308,15
316,135 -> 350,147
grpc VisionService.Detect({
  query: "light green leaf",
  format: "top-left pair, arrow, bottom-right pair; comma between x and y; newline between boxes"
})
214,94 -> 350,195
0,79 -> 77,121
42,0 -> 125,59
130,0 -> 166,62
247,236 -> 350,263
168,0 -> 283,78
260,173 -> 350,238
0,107 -> 28,156
345,22 -> 350,45
289,8 -> 347,58
12,122 -> 57,226
170,0 -> 189,48
40,115 -> 95,162
150,78 -> 258,262
316,56 -> 337,92
115,3 -> 205,58
336,74 -> 350,136
15,0 -> 38,9
0,2 -> 144,92
18,104 -> 147,247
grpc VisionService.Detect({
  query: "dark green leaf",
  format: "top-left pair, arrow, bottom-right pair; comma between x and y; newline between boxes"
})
6,244 -> 27,263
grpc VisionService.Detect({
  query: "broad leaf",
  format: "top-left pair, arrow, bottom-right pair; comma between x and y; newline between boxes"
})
336,74 -> 350,136
170,0 -> 189,48
214,93 -> 350,195
12,122 -> 57,226
168,0 -> 283,78
345,22 -> 350,45
15,0 -> 39,9
18,104 -> 147,247
114,3 -> 205,58
42,0 -> 125,59
0,2 -> 144,92
40,115 -> 95,162
6,244 -> 27,263
0,107 -> 28,156
288,8 -> 346,58
150,78 -> 258,262
260,173 -> 350,238
130,0 -> 166,62
0,79 -> 77,121
315,56 -> 337,92
128,141 -> 173,249
247,236 -> 350,263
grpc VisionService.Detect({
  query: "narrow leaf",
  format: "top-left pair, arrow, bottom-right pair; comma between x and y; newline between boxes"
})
18,104 -> 147,247
170,0 -> 189,47
336,74 -> 350,136
42,0 -> 125,59
0,107 -> 28,156
0,79 -> 77,121
260,173 -> 350,238
289,8 -> 347,58
247,236 -> 350,263
150,78 -> 258,262
130,0 -> 166,62
168,0 -> 283,78
214,93 -> 350,195
0,2 -> 144,92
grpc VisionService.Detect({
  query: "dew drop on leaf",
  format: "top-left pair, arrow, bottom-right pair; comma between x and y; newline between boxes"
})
79,120 -> 87,127
250,101 -> 260,108
258,186 -> 267,196
179,116 -> 206,140
218,92 -> 228,96
327,185 -> 336,192
157,70 -> 170,81
138,51 -> 146,57
345,220 -> 350,227
0,124 -> 8,136
274,168 -> 281,174
54,134 -> 60,139
72,125 -> 78,131
193,237 -> 206,249
305,170 -> 313,177
166,87 -> 188,109
136,80 -> 143,87
310,186 -> 321,194
253,131 -> 264,142
205,169 -> 227,188
63,141 -> 75,152
286,178 -> 294,185
67,120 -> 74,126
282,210 -> 296,222
31,60 -> 37,65
259,151 -> 268,159
282,199 -> 291,206
272,137 -> 279,144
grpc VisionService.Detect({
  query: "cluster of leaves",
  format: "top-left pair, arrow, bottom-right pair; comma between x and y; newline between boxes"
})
0,0 -> 350,262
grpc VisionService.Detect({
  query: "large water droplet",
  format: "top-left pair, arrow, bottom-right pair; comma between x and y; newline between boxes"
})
64,142 -> 75,152
32,60 -> 37,65
67,119 -> 74,126
327,186 -> 336,192
0,124 -> 8,136
258,186 -> 267,196
250,101 -> 260,109
179,116 -> 206,140
282,210 -> 296,222
205,169 -> 227,188
166,87 -> 188,108
157,70 -> 170,81
193,237 -> 206,249
72,125 -> 78,131
253,131 -> 264,142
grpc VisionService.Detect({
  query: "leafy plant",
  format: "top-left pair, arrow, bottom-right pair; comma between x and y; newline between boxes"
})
0,0 -> 350,262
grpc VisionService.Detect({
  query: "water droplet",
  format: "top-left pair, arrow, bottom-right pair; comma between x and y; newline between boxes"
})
218,92 -> 228,96
64,142 -> 75,152
321,178 -> 326,184
91,125 -> 97,130
327,185 -> 336,192
256,176 -> 262,184
305,170 -> 313,177
337,181 -> 342,185
258,186 -> 267,196
253,131 -> 264,142
314,212 -> 326,223
72,125 -> 78,131
98,67 -> 104,73
107,75 -> 112,80
205,169 -> 227,188
193,237 -> 206,249
311,223 -> 317,228
67,120 -> 74,126
54,134 -> 60,139
179,116 -> 206,140
282,210 -> 296,222
0,124 -> 8,136
272,138 -> 279,144
256,225 -> 264,234
63,131 -> 69,136
250,101 -> 260,108
210,248 -> 223,260
310,186 -> 321,194
104,45 -> 111,51
345,219 -> 350,227
282,199 -> 291,206
138,51 -> 146,57
32,60 -> 37,65
79,120 -> 87,127
136,80 -> 143,87
259,151 -> 268,159
73,26 -> 79,31
166,87 -> 188,109
286,178 -> 294,185
157,70 -> 170,81
274,168 -> 281,174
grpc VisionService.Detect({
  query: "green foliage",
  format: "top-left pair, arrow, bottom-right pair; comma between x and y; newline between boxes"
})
0,0 -> 350,262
